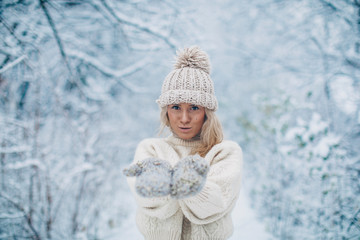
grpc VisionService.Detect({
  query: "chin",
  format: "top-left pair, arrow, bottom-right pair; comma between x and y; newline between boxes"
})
184,137 -> 193,140
178,133 -> 197,140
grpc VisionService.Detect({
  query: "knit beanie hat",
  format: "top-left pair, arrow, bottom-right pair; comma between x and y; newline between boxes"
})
156,46 -> 218,111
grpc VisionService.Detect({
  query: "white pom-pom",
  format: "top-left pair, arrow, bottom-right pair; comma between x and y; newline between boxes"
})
174,46 -> 211,74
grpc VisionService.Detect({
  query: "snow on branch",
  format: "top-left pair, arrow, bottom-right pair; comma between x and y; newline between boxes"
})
99,0 -> 176,50
0,213 -> 25,219
0,146 -> 31,154
0,55 -> 27,73
58,162 -> 95,190
6,158 -> 46,171
0,116 -> 29,128
66,49 -> 151,93
66,49 -> 150,78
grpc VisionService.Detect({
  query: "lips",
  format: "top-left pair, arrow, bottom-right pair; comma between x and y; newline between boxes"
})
179,127 -> 191,132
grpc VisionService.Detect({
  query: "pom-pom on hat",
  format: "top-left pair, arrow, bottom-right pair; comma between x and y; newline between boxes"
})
156,46 -> 218,111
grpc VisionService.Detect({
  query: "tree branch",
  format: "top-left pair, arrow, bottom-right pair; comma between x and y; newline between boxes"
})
89,1 -> 131,49
0,193 -> 40,240
0,15 -> 22,46
39,0 -> 72,74
100,0 -> 176,50
0,55 -> 27,74
66,49 -> 152,93
347,208 -> 360,232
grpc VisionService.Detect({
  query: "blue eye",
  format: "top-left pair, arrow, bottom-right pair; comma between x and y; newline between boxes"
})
171,105 -> 180,110
191,106 -> 199,110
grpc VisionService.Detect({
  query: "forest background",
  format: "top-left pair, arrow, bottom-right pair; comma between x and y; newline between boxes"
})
0,0 -> 359,239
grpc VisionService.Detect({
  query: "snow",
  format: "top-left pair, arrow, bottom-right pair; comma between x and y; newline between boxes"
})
0,55 -> 27,73
0,145 -> 31,153
66,49 -> 152,79
329,75 -> 358,115
230,186 -> 274,240
0,213 -> 25,219
6,158 -> 46,171
117,201 -> 143,239
313,134 -> 340,158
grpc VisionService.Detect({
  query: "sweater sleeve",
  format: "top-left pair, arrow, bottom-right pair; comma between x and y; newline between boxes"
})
126,139 -> 179,220
178,141 -> 243,225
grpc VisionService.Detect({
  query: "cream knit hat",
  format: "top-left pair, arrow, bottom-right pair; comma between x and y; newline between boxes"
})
156,46 -> 218,111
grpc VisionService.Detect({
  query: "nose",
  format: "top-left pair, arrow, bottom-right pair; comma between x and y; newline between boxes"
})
180,110 -> 190,124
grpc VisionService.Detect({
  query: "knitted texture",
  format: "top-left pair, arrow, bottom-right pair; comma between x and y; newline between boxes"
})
125,136 -> 243,240
123,155 -> 209,199
156,46 -> 218,111
123,158 -> 173,198
171,155 -> 209,199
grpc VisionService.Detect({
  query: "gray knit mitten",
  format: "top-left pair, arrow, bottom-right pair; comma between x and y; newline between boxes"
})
123,158 -> 173,198
170,155 -> 210,199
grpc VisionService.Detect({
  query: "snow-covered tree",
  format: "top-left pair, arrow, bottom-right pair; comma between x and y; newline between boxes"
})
0,0 -> 196,238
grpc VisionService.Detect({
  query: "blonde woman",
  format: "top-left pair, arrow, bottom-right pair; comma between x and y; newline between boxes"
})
124,46 -> 243,240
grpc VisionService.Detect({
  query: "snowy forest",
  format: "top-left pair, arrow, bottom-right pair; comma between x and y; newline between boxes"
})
0,0 -> 359,239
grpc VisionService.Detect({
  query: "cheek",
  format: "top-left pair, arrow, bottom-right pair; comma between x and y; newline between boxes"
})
167,113 -> 177,126
196,114 -> 205,125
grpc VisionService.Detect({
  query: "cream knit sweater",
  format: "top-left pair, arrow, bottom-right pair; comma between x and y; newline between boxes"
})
126,135 -> 243,240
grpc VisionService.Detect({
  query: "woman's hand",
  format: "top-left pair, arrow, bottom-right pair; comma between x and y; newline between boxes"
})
123,158 -> 173,198
170,155 -> 209,199
124,155 -> 209,199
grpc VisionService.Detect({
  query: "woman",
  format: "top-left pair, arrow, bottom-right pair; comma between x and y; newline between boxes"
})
124,46 -> 243,240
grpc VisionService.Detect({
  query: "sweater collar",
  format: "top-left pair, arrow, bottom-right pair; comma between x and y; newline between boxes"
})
167,134 -> 201,148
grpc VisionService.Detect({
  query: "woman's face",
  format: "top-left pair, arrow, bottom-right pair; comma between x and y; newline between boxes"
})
167,103 -> 206,140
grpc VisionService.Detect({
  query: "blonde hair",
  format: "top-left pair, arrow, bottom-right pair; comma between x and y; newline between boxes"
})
159,107 -> 223,157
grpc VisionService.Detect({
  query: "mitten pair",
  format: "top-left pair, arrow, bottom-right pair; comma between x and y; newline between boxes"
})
123,155 -> 209,199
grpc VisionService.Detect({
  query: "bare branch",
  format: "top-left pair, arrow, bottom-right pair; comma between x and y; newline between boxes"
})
100,0 -> 176,50
345,56 -> 360,69
66,49 -> 149,78
39,0 -> 72,74
0,15 -> 22,46
66,48 -> 152,93
88,1 -> 131,49
0,193 -> 41,240
347,208 -> 360,232
318,0 -> 355,27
